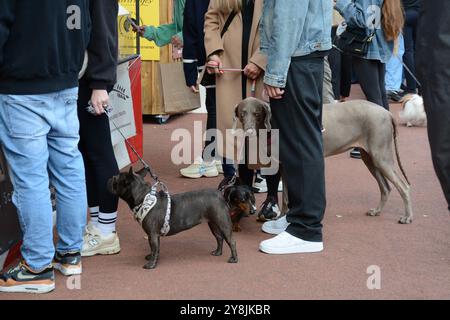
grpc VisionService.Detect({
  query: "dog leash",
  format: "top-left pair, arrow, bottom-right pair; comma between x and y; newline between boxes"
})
206,64 -> 257,98
394,54 -> 422,88
102,107 -> 172,236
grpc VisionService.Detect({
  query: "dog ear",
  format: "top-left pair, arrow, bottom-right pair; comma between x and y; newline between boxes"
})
231,104 -> 240,135
261,101 -> 272,131
136,167 -> 148,178
223,186 -> 236,204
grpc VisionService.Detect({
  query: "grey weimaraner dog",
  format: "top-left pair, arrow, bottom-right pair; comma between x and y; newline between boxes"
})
233,97 -> 413,224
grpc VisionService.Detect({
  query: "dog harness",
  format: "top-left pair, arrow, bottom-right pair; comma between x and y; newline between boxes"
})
132,182 -> 172,236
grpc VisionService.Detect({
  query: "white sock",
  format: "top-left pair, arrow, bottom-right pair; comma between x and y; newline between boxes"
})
98,211 -> 117,236
89,206 -> 100,227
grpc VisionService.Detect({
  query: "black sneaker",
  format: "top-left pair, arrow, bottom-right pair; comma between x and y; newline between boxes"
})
350,148 -> 362,159
387,90 -> 404,102
257,196 -> 281,222
0,261 -> 55,294
53,252 -> 82,276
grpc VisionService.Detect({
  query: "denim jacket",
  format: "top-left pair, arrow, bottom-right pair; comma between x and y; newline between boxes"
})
335,0 -> 392,63
260,0 -> 332,88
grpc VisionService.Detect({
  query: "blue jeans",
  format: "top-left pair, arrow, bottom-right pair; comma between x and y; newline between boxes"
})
0,88 -> 87,270
385,34 -> 405,91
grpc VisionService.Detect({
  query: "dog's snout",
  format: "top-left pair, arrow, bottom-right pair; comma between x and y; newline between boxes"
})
245,128 -> 257,137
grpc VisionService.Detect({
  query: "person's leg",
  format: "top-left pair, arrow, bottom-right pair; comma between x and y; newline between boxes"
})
77,83 -> 100,227
180,87 -> 219,178
257,171 -> 282,221
44,88 -> 87,257
203,87 -> 217,162
76,84 -> 121,257
353,57 -> 386,108
378,62 -> 390,110
322,57 -> 335,104
340,53 -> 353,99
329,26 -> 342,99
385,35 -> 405,101
238,164 -> 254,188
403,9 -> 419,93
0,94 -> 54,270
268,56 -> 326,243
421,82 -> 450,209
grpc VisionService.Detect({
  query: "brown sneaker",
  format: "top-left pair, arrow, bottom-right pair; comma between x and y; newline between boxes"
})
0,261 -> 55,294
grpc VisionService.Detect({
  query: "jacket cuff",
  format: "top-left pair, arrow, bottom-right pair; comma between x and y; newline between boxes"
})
264,73 -> 287,88
89,81 -> 109,90
143,26 -> 155,41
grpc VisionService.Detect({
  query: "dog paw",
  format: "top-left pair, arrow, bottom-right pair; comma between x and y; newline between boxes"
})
366,208 -> 381,217
143,262 -> 157,269
227,257 -> 238,264
398,216 -> 413,224
211,250 -> 223,257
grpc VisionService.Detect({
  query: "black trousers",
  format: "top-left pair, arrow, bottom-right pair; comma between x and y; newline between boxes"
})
271,55 -> 326,242
329,26 -> 353,99
416,1 -> 450,210
403,8 -> 419,93
77,81 -> 119,213
353,56 -> 389,110
421,83 -> 450,210
203,87 -> 217,162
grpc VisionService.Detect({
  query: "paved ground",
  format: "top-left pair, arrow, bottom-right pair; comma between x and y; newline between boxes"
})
2,87 -> 449,300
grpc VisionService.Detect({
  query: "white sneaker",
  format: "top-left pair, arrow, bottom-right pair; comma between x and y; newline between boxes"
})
253,174 -> 268,193
259,231 -> 323,254
180,157 -> 219,179
84,220 -> 97,235
215,160 -> 224,174
81,226 -> 121,257
261,215 -> 290,235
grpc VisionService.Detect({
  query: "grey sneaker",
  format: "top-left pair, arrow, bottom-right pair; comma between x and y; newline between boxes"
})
53,252 -> 82,276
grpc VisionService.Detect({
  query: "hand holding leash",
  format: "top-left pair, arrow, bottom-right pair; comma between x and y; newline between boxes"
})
90,89 -> 110,115
207,55 -> 224,74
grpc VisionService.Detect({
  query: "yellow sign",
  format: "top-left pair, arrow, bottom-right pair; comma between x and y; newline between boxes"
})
118,0 -> 160,61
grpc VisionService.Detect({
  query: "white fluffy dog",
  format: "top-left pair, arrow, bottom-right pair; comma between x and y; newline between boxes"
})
399,94 -> 427,127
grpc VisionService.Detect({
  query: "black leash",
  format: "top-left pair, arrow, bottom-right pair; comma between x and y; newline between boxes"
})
103,108 -> 159,182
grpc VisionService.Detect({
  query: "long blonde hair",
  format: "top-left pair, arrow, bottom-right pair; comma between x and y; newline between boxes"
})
382,0 -> 404,41
212,0 -> 243,14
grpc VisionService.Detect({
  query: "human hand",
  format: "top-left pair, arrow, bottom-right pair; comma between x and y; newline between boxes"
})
190,85 -> 199,93
264,84 -> 285,100
90,89 -> 109,115
207,55 -> 224,74
132,25 -> 146,37
171,35 -> 183,48
244,63 -> 262,80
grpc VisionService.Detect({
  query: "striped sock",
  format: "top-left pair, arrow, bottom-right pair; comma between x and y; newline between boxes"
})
89,206 -> 100,227
98,212 -> 117,236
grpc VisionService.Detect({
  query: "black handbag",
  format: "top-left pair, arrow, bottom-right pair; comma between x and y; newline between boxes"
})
0,148 -> 22,256
200,11 -> 237,87
333,26 -> 375,57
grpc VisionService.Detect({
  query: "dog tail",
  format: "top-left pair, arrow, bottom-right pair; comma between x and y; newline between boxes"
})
392,116 -> 410,185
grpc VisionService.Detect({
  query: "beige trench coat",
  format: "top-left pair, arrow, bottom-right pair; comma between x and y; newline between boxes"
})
204,0 -> 267,162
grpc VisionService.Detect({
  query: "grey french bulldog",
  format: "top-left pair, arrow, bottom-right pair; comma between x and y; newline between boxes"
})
107,167 -> 238,269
